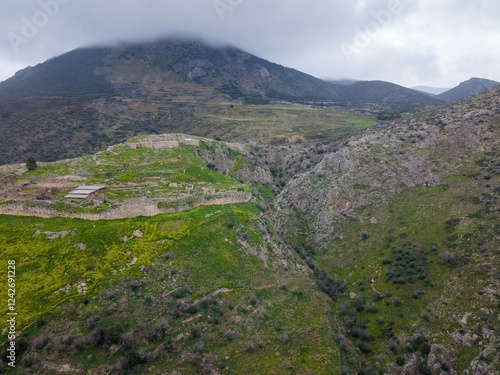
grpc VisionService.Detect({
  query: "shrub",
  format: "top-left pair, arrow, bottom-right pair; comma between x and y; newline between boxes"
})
389,340 -> 400,354
225,330 -> 235,341
279,333 -> 290,343
148,318 -> 169,341
200,297 -> 217,309
173,285 -> 192,299
162,340 -> 174,353
245,341 -> 255,352
191,327 -> 201,339
407,335 -> 431,355
439,251 -> 457,264
357,341 -> 372,354
186,305 -> 199,315
26,156 -> 38,171
422,312 -> 431,322
120,350 -> 147,369
444,218 -> 461,232
35,318 -> 47,328
354,298 -> 365,312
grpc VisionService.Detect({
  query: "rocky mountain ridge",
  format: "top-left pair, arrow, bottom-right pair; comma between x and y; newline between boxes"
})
275,85 -> 500,241
437,77 -> 500,102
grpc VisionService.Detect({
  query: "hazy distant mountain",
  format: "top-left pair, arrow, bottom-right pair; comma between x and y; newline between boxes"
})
0,39 -> 442,107
337,80 -> 444,107
0,39 -> 340,103
0,38 -> 443,164
411,85 -> 450,95
437,77 -> 500,102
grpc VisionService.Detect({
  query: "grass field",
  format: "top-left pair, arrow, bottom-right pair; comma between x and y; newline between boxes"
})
199,102 -> 377,143
0,203 -> 341,374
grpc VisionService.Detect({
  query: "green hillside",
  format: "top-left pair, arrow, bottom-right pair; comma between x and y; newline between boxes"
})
0,138 -> 340,373
0,81 -> 498,375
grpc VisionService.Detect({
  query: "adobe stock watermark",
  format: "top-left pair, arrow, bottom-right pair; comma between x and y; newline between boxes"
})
213,0 -> 244,21
7,0 -> 72,53
340,0 -> 404,62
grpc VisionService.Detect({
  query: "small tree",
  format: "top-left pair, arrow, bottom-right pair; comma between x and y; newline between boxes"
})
26,156 -> 38,171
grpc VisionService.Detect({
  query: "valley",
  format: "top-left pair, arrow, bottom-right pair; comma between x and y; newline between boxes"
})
0,39 -> 498,374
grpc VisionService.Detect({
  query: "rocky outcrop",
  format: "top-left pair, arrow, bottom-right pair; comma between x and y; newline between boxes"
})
274,86 -> 500,242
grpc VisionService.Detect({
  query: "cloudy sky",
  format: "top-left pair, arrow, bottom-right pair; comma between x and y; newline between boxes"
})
1,0 -> 499,88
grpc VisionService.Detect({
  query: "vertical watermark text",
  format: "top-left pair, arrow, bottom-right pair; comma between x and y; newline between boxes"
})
6,260 -> 17,368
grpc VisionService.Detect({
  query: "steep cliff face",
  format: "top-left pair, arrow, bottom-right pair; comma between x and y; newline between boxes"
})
271,86 -> 500,373
276,86 -> 500,241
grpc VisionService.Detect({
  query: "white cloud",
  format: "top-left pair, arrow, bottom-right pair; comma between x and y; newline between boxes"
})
0,0 -> 499,87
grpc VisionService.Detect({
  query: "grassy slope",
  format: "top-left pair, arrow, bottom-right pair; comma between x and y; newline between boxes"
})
0,203 -> 342,374
290,151 -> 499,373
274,88 -> 500,373
0,138 -> 341,373
199,103 -> 377,143
2,140 -> 249,216
0,99 -> 378,165
318,163 -> 499,373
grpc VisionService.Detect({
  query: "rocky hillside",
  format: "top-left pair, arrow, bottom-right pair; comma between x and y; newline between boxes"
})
276,86 -> 500,240
0,70 -> 498,374
271,86 -> 500,373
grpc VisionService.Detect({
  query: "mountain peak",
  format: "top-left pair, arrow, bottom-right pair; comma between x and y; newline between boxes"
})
461,77 -> 497,85
438,77 -> 499,102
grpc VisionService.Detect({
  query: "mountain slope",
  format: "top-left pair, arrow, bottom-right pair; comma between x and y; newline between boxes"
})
0,48 -> 115,99
0,39 -> 444,106
0,39 -> 339,102
0,39 -> 446,166
437,77 -> 499,102
0,137 -> 340,374
272,86 -> 500,373
0,82 -> 498,375
337,80 -> 444,107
